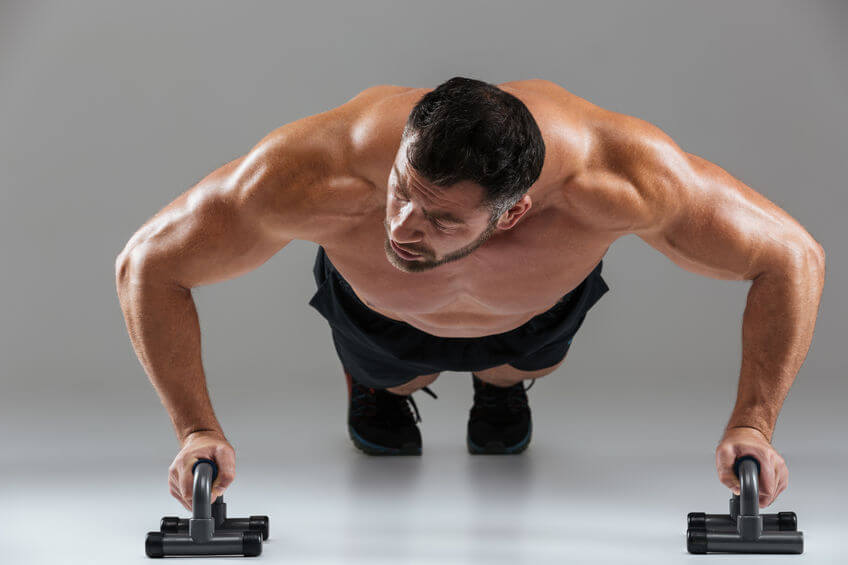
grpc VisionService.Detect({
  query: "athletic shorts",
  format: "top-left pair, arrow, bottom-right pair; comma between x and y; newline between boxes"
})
308,245 -> 610,389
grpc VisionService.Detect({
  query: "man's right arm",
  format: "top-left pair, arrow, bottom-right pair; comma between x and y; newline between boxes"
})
114,104 -> 359,444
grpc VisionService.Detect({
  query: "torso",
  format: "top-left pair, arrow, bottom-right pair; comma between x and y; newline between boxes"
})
311,80 -> 619,338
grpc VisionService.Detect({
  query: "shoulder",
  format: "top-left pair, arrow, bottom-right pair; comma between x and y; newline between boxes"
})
252,84 -> 413,169
254,83 -> 418,180
346,85 -> 425,180
559,105 -> 695,234
223,85 -> 414,241
492,80 -> 655,232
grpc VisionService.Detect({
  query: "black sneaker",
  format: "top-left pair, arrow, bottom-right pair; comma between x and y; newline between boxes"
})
467,374 -> 533,454
344,370 -> 437,456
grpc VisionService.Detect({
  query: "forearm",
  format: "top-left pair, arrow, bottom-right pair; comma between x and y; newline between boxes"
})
725,252 -> 825,441
116,257 -> 224,444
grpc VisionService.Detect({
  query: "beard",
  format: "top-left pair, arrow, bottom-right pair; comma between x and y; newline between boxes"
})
383,217 -> 499,273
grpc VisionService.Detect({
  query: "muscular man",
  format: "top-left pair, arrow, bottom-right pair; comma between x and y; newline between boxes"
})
115,77 -> 825,512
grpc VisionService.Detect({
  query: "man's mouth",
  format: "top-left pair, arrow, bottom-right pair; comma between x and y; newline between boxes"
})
390,239 -> 423,260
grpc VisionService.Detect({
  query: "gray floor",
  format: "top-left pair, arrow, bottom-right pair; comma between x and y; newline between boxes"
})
3,375 -> 845,564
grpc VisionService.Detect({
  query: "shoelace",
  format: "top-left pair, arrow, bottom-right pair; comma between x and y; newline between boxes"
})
351,383 -> 438,424
396,386 -> 438,423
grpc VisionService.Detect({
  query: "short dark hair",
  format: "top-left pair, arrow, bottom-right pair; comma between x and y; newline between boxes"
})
402,76 -> 546,220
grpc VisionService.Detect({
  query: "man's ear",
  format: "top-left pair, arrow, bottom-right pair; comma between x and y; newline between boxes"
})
496,194 -> 532,230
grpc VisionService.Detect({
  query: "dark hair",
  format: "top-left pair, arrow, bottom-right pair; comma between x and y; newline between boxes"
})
402,76 -> 546,220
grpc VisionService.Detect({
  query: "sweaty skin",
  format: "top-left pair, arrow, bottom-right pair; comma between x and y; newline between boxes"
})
116,79 -> 824,508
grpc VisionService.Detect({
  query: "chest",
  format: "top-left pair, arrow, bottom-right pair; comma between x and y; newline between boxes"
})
322,204 -> 612,318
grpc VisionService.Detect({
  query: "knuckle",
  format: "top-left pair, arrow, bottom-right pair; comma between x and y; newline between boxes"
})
715,446 -> 734,458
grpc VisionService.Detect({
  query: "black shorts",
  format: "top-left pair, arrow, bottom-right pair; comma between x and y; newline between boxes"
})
308,245 -> 610,389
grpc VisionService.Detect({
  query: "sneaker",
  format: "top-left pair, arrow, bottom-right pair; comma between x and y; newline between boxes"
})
467,374 -> 533,454
344,370 -> 437,456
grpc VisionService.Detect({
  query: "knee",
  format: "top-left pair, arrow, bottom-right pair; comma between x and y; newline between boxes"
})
386,372 -> 440,395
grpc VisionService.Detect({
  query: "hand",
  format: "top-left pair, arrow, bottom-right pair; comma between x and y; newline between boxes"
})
715,426 -> 788,508
168,430 -> 236,512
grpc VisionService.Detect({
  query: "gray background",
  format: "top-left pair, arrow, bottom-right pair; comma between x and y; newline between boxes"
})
1,1 -> 845,563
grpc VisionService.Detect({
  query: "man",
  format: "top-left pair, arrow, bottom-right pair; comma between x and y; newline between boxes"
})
115,77 -> 825,513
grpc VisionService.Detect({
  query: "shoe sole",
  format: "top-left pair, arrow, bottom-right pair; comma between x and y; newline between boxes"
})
466,423 -> 532,455
348,425 -> 421,456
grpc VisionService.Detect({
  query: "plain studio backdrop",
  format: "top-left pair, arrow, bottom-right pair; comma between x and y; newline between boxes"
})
1,1 -> 845,563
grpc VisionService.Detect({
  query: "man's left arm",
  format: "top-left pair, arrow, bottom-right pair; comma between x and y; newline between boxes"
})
581,115 -> 826,507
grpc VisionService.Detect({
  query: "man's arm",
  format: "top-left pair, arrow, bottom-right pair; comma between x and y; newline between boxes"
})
114,102 -> 360,443
578,115 -> 826,442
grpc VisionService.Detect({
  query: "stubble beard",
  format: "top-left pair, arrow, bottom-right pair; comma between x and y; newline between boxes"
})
383,217 -> 499,273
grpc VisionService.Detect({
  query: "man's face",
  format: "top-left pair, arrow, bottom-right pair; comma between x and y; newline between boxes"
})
384,155 -> 503,273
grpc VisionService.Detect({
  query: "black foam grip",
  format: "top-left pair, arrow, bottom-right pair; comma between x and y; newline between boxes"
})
733,455 -> 761,479
687,512 -> 706,529
159,516 -> 180,533
192,458 -> 219,482
243,531 -> 263,557
145,531 -> 164,558
250,515 -> 270,540
778,511 -> 798,531
687,529 -> 707,554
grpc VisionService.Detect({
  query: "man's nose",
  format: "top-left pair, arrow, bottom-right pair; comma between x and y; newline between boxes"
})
390,203 -> 425,243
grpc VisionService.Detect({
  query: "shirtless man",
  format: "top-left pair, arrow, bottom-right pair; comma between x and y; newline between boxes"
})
115,77 -> 825,513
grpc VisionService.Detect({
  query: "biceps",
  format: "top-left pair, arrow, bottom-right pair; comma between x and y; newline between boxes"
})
639,155 -> 813,281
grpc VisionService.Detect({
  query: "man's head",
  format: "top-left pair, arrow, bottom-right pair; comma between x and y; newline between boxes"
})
384,77 -> 546,273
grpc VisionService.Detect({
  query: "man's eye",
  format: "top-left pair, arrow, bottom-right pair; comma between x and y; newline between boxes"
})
432,220 -> 452,231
